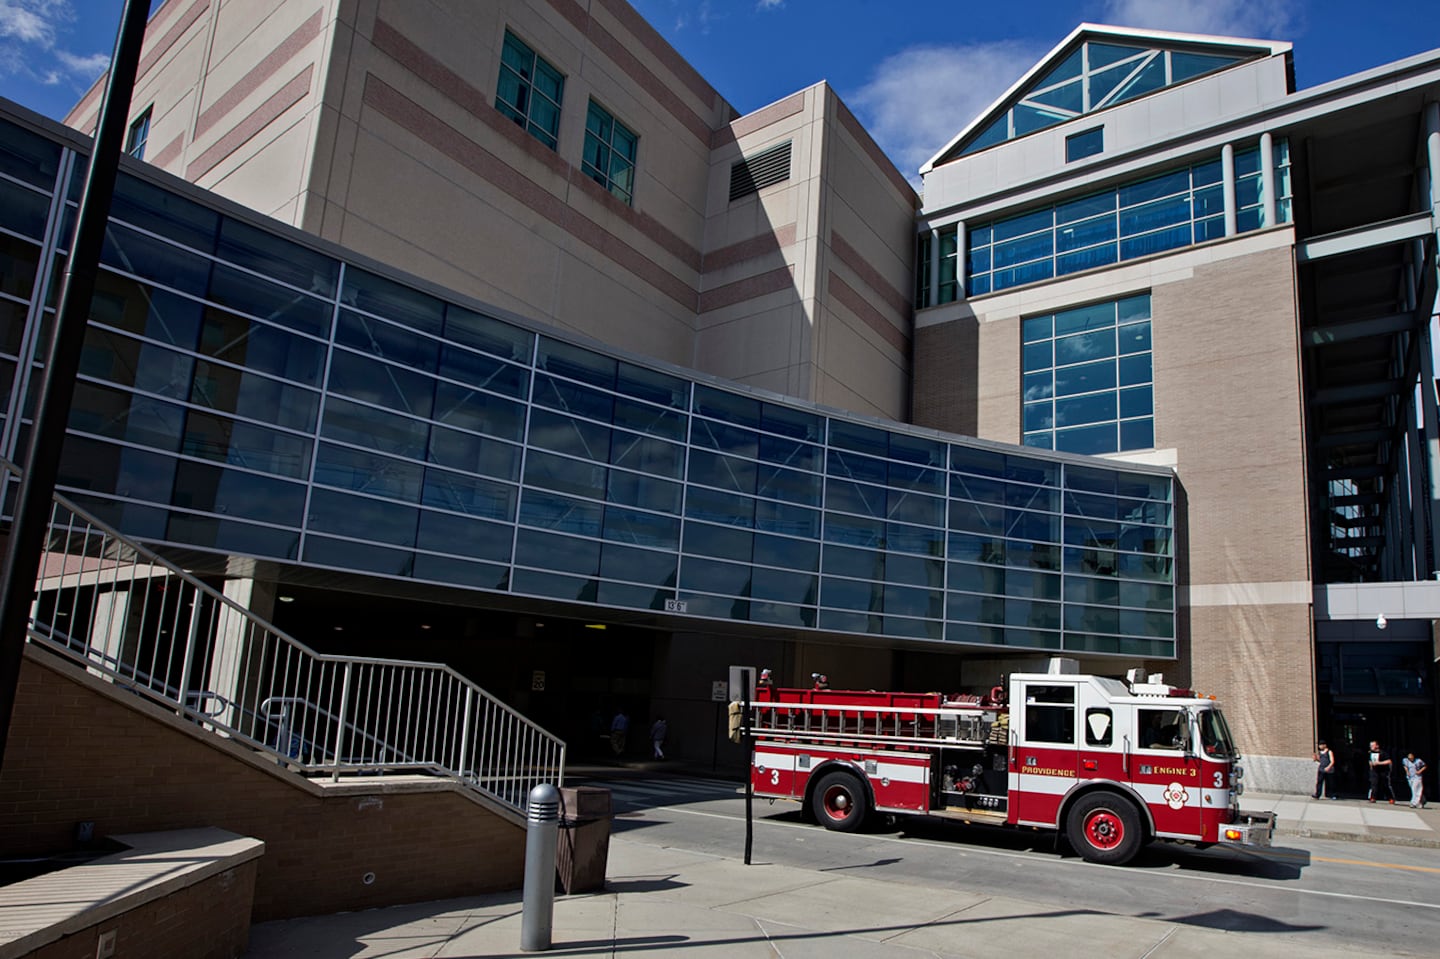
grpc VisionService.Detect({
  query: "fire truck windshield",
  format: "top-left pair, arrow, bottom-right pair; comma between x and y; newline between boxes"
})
1197,707 -> 1237,758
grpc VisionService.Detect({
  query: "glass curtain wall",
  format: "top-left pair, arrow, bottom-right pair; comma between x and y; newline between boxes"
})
916,141 -> 1295,307
0,112 -> 1177,659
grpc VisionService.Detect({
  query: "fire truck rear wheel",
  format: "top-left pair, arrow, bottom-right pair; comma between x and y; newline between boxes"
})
811,770 -> 870,832
1067,792 -> 1143,865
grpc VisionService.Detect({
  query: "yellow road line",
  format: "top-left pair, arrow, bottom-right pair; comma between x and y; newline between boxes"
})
1314,855 -> 1440,874
1265,849 -> 1440,874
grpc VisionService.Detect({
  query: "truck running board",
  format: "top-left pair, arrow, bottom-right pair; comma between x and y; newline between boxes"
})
929,806 -> 1010,825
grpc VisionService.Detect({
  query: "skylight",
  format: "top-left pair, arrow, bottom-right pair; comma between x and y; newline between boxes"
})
960,40 -> 1248,156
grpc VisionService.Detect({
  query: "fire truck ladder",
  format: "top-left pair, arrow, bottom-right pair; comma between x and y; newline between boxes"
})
750,698 -> 993,749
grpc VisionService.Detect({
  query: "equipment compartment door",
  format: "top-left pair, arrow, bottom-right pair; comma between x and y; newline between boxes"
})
752,747 -> 800,800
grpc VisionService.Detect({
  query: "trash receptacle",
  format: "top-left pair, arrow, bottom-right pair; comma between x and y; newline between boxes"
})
556,786 -> 611,894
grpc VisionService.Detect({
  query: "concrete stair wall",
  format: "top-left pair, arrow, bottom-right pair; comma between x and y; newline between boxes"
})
0,647 -> 527,920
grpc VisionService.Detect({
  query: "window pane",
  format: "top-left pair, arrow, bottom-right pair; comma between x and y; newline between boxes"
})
1032,79 -> 1083,113
1119,170 -> 1189,207
1119,385 -> 1152,418
1055,423 -> 1117,455
1110,56 -> 1166,104
1054,359 -> 1116,396
1056,244 -> 1117,275
1055,392 -> 1117,428
1065,127 -> 1103,162
1055,328 -> 1115,365
1055,213 -> 1116,253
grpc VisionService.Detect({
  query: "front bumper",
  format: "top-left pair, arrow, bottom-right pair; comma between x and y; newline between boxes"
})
1217,809 -> 1275,848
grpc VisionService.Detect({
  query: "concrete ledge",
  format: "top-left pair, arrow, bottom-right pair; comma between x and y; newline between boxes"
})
0,828 -> 264,959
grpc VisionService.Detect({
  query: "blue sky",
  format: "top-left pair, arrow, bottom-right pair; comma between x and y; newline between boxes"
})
1,0 -> 1431,179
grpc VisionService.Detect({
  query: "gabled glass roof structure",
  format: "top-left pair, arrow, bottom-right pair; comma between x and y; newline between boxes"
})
924,24 -> 1288,169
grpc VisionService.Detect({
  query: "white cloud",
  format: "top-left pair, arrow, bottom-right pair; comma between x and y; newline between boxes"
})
756,0 -> 784,9
0,0 -> 108,89
54,48 -> 108,77
1098,0 -> 1300,40
664,0 -> 719,34
0,0 -> 56,44
849,40 -> 1046,182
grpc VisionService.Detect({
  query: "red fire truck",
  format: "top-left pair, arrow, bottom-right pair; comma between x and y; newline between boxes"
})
746,660 -> 1274,865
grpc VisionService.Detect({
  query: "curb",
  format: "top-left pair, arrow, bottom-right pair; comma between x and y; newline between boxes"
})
1275,826 -> 1440,850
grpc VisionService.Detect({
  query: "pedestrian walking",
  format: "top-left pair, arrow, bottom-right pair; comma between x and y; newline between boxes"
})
1313,740 -> 1338,799
650,716 -> 668,760
610,709 -> 629,756
1402,751 -> 1427,808
1367,740 -> 1396,803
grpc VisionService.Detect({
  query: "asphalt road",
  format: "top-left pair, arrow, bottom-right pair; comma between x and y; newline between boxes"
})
577,769 -> 1440,956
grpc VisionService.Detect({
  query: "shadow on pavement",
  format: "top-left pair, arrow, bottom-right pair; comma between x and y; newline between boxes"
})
1156,908 -> 1324,933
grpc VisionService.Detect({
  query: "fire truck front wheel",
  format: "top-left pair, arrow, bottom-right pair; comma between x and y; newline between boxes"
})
811,770 -> 870,832
1066,792 -> 1143,865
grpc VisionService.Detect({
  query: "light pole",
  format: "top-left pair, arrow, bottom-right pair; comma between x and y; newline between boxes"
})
0,0 -> 154,772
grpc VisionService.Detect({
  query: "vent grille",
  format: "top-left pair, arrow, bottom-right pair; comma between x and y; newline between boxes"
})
729,140 -> 792,201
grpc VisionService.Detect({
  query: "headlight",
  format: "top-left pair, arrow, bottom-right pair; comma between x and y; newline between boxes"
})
1232,764 -> 1244,780
1234,781 -> 1244,796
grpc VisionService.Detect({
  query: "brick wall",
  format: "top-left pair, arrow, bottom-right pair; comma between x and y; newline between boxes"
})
25,860 -> 257,959
912,241 -> 1316,763
1153,247 -> 1314,759
913,317 -> 979,436
0,650 -> 526,920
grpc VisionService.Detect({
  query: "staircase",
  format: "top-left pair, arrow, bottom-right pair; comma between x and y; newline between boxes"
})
16,465 -> 565,817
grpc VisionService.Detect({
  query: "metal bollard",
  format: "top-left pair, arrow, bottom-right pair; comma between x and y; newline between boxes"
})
521,783 -> 561,951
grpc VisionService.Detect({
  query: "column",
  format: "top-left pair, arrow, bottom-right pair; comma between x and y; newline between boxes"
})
1420,310 -> 1440,578
954,220 -> 968,299
929,227 -> 941,306
1406,406 -> 1426,578
87,589 -> 129,681
1426,101 -> 1440,217
205,576 -> 278,739
1423,101 -> 1440,575
1259,133 -> 1276,228
1221,143 -> 1237,237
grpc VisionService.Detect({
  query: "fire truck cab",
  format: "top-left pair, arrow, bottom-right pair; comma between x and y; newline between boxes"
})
747,659 -> 1274,865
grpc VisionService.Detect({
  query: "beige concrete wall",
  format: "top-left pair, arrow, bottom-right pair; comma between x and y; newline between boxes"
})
70,1 -> 918,422
65,0 -> 340,220
911,232 -> 1315,765
314,0 -> 730,366
813,91 -> 916,420
697,88 -> 820,398
697,84 -> 917,420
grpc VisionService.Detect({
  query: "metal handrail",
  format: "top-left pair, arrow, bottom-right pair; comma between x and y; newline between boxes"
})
4,459 -> 565,814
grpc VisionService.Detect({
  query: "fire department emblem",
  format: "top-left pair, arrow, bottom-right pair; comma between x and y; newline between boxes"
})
1163,782 -> 1190,810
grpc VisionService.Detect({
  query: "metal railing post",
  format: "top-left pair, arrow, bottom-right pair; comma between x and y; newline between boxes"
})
332,661 -> 353,782
457,686 -> 473,780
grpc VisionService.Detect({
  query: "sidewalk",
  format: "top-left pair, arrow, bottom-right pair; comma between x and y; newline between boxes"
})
244,789 -> 1437,959
1243,790 -> 1439,848
244,830 -> 1416,959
